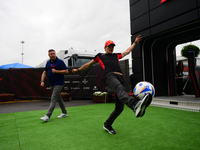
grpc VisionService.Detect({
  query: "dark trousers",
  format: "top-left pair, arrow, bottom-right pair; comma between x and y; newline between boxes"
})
105,72 -> 136,126
176,77 -> 183,94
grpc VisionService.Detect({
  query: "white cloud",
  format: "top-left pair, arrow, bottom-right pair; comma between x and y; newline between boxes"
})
1,0 -> 199,68
0,0 -> 131,67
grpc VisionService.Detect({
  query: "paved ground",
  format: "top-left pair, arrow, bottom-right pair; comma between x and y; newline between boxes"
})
0,100 -> 95,114
1,94 -> 200,114
154,94 -> 200,102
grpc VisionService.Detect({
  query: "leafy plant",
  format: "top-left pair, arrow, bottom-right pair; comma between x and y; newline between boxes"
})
0,93 -> 15,96
127,92 -> 134,96
60,92 -> 69,96
112,92 -> 134,97
93,91 -> 108,96
181,44 -> 200,58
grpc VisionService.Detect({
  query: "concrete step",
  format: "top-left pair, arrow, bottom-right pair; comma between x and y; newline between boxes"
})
151,97 -> 200,112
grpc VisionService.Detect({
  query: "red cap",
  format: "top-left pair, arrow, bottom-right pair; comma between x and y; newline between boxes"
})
105,40 -> 116,47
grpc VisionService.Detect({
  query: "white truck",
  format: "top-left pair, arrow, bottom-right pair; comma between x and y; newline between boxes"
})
37,48 -> 131,99
37,48 -> 95,68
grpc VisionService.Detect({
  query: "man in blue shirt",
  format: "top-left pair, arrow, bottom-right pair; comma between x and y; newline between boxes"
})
40,49 -> 68,122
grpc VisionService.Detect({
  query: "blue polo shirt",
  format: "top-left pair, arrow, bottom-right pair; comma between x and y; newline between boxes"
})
45,57 -> 67,86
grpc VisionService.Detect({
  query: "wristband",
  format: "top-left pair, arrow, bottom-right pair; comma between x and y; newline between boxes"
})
40,81 -> 44,83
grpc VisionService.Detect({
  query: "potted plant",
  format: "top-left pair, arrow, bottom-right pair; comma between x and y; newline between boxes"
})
0,93 -> 15,102
60,92 -> 70,101
110,92 -> 134,103
93,91 -> 109,103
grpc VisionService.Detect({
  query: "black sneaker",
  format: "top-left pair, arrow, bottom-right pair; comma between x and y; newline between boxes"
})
103,124 -> 116,134
134,94 -> 152,117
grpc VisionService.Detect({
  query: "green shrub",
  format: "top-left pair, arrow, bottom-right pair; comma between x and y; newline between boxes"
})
181,44 -> 200,58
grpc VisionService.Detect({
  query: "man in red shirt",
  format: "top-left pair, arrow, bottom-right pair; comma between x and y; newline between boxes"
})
72,35 -> 152,134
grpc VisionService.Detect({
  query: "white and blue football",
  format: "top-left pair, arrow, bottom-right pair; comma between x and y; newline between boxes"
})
133,81 -> 155,100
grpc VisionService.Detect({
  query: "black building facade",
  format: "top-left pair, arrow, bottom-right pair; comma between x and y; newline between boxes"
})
130,0 -> 200,96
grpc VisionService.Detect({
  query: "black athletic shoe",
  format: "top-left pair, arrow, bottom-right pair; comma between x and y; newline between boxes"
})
144,94 -> 152,107
103,124 -> 116,134
134,94 -> 152,117
140,94 -> 152,117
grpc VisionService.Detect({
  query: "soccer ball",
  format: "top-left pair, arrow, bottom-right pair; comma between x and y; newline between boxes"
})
133,81 -> 155,100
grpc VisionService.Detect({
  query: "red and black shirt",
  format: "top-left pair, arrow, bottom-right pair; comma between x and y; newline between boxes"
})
93,53 -> 123,75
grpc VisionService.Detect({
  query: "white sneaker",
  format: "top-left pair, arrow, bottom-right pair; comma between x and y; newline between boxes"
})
40,115 -> 49,122
57,113 -> 68,119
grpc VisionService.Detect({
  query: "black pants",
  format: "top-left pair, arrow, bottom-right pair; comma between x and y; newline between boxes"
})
176,77 -> 183,94
105,72 -> 136,126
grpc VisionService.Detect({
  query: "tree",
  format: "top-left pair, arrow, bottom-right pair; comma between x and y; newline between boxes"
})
181,44 -> 200,58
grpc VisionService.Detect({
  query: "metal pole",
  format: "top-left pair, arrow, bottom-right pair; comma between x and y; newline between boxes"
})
21,41 -> 25,64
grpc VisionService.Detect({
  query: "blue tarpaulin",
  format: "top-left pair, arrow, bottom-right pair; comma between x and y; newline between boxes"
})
0,63 -> 35,69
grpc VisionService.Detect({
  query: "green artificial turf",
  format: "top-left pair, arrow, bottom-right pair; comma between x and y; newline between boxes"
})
0,103 -> 200,150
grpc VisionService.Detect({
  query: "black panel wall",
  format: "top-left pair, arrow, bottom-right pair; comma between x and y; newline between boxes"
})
130,0 -> 200,36
130,0 -> 200,96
